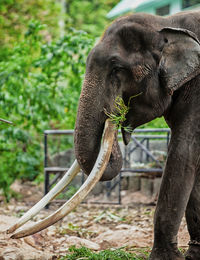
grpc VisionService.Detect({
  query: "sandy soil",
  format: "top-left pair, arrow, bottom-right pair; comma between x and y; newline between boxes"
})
0,181 -> 189,259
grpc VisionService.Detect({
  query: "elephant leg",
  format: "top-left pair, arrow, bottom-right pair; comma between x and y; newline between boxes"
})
185,173 -> 200,260
149,148 -> 195,260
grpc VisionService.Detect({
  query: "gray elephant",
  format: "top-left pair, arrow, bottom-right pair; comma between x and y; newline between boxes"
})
74,10 -> 200,260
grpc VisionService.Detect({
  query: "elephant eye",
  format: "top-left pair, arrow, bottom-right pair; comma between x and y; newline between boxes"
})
110,67 -> 122,88
111,67 -> 121,75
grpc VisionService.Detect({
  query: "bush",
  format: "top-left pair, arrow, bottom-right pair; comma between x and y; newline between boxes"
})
0,0 -> 61,47
141,117 -> 168,129
0,21 -> 95,200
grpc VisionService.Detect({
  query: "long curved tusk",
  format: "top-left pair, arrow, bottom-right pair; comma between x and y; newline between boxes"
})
7,160 -> 80,234
11,119 -> 115,239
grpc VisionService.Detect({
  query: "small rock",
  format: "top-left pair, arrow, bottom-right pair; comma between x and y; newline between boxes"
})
10,181 -> 21,193
57,237 -> 66,243
115,224 -> 131,230
0,248 -> 23,260
0,239 -> 8,246
98,240 -> 113,250
15,206 -> 28,213
23,236 -> 37,249
66,236 -> 100,250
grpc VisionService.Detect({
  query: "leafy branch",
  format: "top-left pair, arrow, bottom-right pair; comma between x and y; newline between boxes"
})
0,118 -> 13,124
104,93 -> 142,132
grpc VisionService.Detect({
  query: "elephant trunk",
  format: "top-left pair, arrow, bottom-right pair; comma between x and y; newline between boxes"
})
74,75 -> 122,181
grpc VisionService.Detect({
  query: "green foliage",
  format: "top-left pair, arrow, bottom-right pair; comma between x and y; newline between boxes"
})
1,22 -> 94,130
60,246 -> 149,260
0,126 -> 42,201
104,96 -> 130,131
0,0 -> 61,47
64,0 -> 119,37
0,21 -> 94,200
104,94 -> 142,132
57,185 -> 79,200
140,117 -> 168,129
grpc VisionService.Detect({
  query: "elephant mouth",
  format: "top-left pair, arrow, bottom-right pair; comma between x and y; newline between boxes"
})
121,114 -> 134,145
7,119 -> 116,238
121,126 -> 132,145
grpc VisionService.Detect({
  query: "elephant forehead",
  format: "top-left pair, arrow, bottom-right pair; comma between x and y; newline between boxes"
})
102,18 -> 162,54
86,43 -> 153,76
87,41 -> 121,66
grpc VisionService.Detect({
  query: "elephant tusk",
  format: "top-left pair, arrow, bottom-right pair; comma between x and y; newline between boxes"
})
10,119 -> 116,239
7,160 -> 80,234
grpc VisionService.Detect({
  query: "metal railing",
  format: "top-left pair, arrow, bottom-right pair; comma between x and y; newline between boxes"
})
44,128 -> 170,204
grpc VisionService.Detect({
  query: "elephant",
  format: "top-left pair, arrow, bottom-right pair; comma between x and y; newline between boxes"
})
6,9 -> 200,260
74,10 -> 200,260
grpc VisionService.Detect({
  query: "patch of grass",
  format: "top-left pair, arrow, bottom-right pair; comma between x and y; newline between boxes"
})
59,223 -> 97,239
60,246 -> 150,260
94,210 -> 125,223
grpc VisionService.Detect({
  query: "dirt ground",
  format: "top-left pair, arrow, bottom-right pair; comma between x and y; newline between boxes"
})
0,181 -> 189,259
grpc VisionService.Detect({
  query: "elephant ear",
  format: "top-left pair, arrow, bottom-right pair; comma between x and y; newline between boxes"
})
159,27 -> 200,95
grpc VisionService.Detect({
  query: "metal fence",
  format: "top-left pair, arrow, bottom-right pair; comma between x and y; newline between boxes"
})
44,128 -> 170,204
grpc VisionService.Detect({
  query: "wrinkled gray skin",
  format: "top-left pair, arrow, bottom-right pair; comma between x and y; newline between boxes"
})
74,10 -> 200,260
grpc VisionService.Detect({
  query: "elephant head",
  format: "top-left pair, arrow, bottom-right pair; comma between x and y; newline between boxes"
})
74,15 -> 200,181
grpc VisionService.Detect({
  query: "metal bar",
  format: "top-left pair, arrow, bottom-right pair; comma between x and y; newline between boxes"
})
133,128 -> 170,133
167,132 -> 170,146
129,138 -> 146,155
44,171 -> 50,209
43,127 -> 169,206
44,134 -> 48,168
146,138 -> 150,162
118,172 -> 121,204
44,171 -> 50,194
50,172 -> 63,187
44,129 -> 170,135
124,146 -> 129,168
81,172 -> 85,184
44,130 -> 74,135
109,179 -> 120,191
44,134 -> 49,197
44,134 -> 50,209
122,135 -> 169,139
139,138 -> 146,162
45,167 -> 69,172
106,181 -> 111,197
121,168 -> 162,173
131,136 -> 163,167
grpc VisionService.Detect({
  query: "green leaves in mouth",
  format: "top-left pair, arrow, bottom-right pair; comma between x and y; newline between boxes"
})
104,93 -> 142,133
